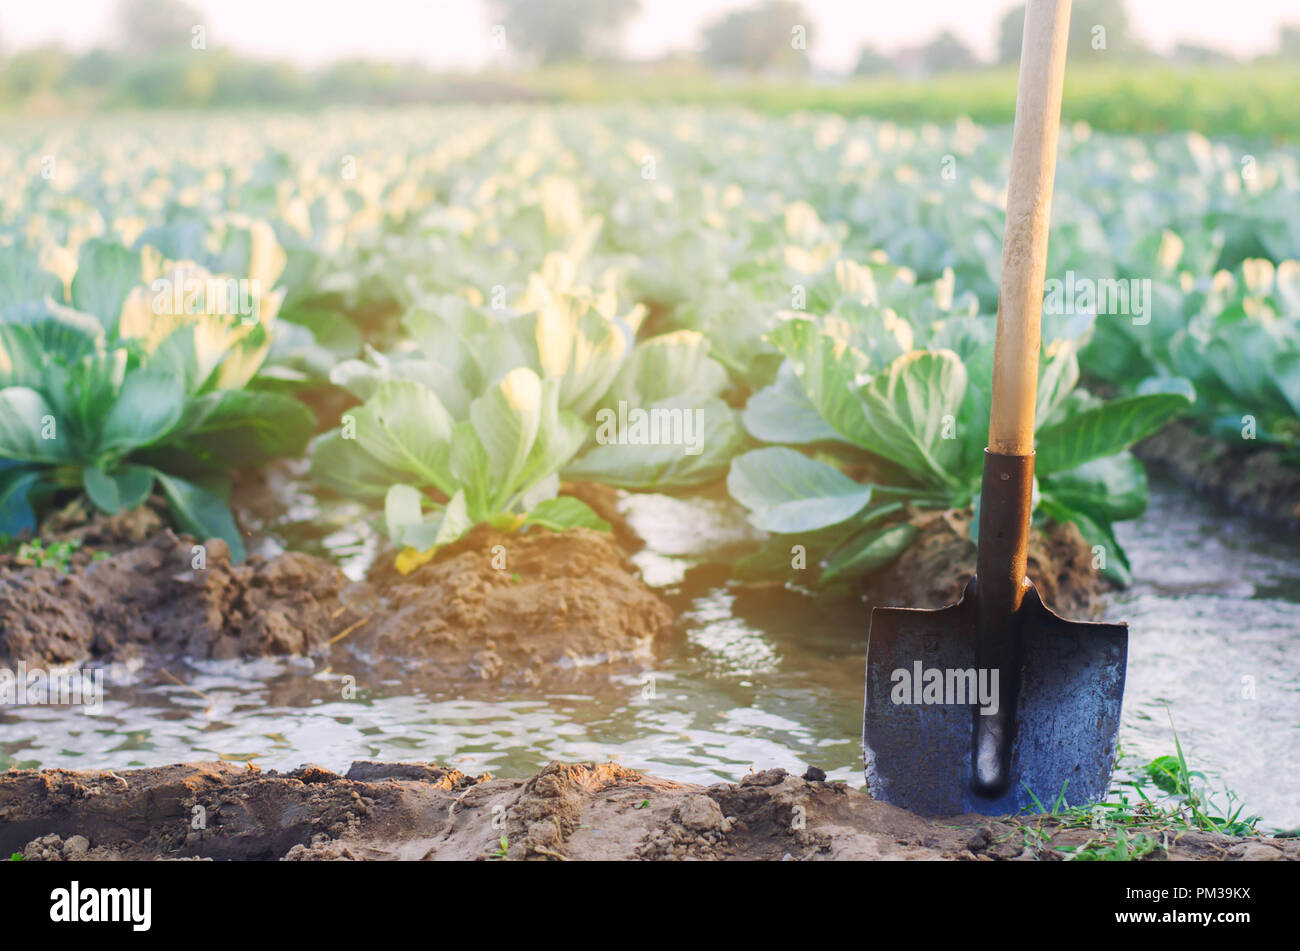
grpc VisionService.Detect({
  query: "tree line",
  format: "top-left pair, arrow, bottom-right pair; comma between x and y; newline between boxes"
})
1,0 -> 1298,111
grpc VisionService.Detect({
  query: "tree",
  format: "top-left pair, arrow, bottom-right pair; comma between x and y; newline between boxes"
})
701,1 -> 811,73
65,49 -> 123,87
852,44 -> 892,77
1279,25 -> 1300,60
996,0 -> 1147,65
114,0 -> 205,56
1171,43 -> 1232,66
487,0 -> 640,65
4,46 -> 73,97
996,4 -> 1026,65
920,31 -> 978,74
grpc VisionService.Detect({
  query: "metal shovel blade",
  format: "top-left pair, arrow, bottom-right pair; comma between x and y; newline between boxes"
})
862,578 -> 1127,817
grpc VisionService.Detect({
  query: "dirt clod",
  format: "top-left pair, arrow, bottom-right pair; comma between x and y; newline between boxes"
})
1228,842 -> 1283,861
678,794 -> 726,832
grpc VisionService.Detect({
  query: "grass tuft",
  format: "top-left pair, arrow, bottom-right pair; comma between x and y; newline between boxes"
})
1014,710 -> 1262,861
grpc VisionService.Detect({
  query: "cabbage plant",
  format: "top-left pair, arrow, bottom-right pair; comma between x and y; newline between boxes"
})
728,273 -> 1194,586
309,266 -> 743,570
1090,256 -> 1300,450
0,237 -> 314,561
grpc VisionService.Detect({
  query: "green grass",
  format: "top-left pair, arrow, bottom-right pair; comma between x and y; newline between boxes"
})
8,57 -> 1296,141
2,537 -> 82,573
521,63 -> 1300,141
1013,713 -> 1263,861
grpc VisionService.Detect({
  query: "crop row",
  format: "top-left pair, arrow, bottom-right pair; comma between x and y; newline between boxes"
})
1,109 -> 1296,587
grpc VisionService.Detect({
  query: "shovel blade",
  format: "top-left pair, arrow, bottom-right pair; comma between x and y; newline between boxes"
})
863,579 -> 1127,817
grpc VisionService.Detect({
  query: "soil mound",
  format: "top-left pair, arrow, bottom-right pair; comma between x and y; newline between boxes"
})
354,525 -> 674,685
0,530 -> 347,667
0,516 -> 673,687
865,509 -> 1108,617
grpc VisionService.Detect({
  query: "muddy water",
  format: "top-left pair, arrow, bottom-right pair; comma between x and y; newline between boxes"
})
2,481 -> 1297,830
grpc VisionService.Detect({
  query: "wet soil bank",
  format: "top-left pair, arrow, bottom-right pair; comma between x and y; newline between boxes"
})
0,492 -> 1108,678
1137,421 -> 1300,528
2,760 -> 1291,862
863,509 -> 1108,617
0,509 -> 672,687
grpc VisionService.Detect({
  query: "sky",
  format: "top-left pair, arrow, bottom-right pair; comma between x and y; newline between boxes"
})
2,0 -> 1296,73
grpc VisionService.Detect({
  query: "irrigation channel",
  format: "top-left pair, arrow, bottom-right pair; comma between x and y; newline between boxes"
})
2,478 -> 1297,831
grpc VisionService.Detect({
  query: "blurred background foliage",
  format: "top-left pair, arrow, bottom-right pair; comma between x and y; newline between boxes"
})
1,0 -> 1298,140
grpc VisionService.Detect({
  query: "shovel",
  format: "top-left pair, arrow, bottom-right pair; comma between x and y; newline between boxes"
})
861,0 -> 1128,817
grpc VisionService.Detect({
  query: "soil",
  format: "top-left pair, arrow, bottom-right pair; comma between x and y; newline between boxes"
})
0,527 -> 350,667
559,481 -> 642,552
227,458 -> 320,546
1137,421 -> 1300,528
0,493 -> 1102,675
864,509 -> 1108,618
30,496 -> 169,559
353,524 -> 673,685
0,507 -> 672,686
2,759 -> 1291,862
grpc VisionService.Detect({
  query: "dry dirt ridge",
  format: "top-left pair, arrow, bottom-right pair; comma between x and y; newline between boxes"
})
1,761 -> 1292,862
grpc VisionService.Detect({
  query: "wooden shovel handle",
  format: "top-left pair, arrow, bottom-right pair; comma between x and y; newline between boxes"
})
988,0 -> 1072,455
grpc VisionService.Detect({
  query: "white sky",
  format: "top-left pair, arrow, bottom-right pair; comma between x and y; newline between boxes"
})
2,0 -> 1295,72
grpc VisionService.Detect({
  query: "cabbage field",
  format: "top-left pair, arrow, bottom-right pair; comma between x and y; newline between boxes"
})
1,106 -> 1299,855
5,110 -> 1296,567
